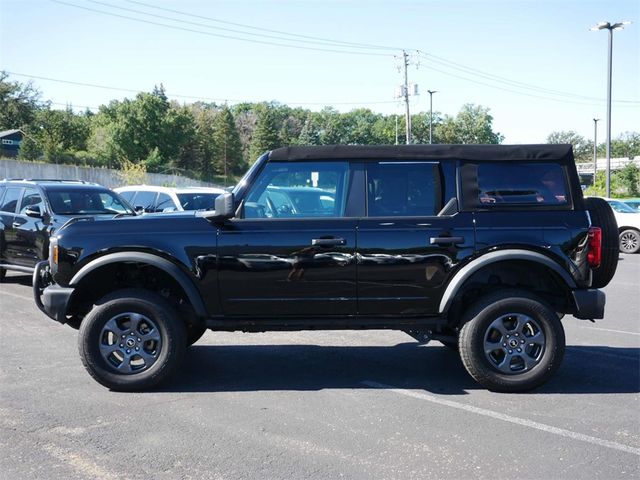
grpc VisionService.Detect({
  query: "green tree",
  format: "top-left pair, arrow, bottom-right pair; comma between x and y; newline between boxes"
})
249,103 -> 280,161
436,104 -> 503,144
212,106 -> 244,180
0,72 -> 46,130
88,87 -> 195,171
547,130 -> 592,162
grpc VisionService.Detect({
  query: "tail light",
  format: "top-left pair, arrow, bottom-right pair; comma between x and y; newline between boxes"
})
587,227 -> 602,268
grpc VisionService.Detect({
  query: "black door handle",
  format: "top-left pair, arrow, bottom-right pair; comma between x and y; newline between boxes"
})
430,236 -> 465,245
312,237 -> 346,247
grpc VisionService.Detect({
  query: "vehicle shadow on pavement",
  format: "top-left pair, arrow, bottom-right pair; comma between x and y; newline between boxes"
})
1,273 -> 32,286
160,343 -> 640,395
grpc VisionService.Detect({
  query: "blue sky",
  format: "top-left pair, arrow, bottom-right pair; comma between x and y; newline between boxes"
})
1,0 -> 638,143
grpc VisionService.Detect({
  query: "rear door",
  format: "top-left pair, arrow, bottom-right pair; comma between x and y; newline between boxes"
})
356,161 -> 475,316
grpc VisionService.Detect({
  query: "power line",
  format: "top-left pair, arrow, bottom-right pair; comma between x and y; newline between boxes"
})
50,0 -> 392,57
4,71 -> 398,107
80,0 -> 399,51
417,51 -> 639,105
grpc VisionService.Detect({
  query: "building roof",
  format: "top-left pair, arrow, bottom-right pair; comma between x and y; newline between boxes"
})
0,129 -> 23,138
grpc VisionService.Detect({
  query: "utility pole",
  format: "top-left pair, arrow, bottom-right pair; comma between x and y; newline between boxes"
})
593,118 -> 600,185
402,50 -> 412,144
427,90 -> 437,144
591,20 -> 631,197
395,50 -> 419,145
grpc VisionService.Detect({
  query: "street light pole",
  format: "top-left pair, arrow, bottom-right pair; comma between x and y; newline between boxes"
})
593,118 -> 600,185
591,20 -> 631,197
427,90 -> 437,144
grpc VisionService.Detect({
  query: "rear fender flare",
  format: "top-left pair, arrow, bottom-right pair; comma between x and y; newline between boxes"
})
439,249 -> 577,314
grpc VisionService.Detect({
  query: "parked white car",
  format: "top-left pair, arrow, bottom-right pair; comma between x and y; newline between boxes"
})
603,198 -> 640,254
114,185 -> 226,213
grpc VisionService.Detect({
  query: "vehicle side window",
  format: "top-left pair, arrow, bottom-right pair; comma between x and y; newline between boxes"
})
243,161 -> 349,218
156,192 -> 176,212
131,191 -> 157,212
0,186 -> 5,206
476,163 -> 568,205
118,191 -> 135,203
19,188 -> 44,214
366,162 -> 441,217
0,187 -> 22,213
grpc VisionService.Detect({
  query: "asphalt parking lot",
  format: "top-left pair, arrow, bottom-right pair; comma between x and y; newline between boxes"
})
1,256 -> 639,479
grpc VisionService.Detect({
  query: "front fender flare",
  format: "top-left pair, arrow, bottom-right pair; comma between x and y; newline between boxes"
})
439,249 -> 577,314
70,252 -> 208,317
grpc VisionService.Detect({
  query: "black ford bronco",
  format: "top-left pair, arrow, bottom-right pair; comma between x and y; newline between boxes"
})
33,144 -> 619,392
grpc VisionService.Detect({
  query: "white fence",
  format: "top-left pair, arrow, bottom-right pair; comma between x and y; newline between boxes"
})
0,158 -> 217,189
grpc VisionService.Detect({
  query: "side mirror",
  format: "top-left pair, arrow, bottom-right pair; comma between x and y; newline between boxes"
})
134,205 -> 145,214
25,205 -> 43,219
197,192 -> 235,221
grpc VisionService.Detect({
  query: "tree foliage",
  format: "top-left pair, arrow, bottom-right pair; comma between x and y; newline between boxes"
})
2,73 -> 638,186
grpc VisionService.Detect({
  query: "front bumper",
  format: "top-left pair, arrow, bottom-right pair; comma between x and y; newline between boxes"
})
33,261 -> 74,323
572,289 -> 606,320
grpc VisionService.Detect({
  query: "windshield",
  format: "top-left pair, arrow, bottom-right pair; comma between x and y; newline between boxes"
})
608,200 -> 638,214
176,192 -> 220,210
47,189 -> 134,215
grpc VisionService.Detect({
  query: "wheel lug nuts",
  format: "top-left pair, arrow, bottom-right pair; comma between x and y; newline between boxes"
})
521,340 -> 525,344
515,333 -> 519,337
137,338 -> 141,342
119,344 -> 124,348
126,349 -> 131,354
517,348 -> 522,353
121,335 -> 125,339
503,343 -> 507,347
135,347 -> 139,351
508,350 -> 513,354
506,334 -> 510,338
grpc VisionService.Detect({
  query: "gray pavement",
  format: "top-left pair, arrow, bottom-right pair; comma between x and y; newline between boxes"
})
1,256 -> 639,479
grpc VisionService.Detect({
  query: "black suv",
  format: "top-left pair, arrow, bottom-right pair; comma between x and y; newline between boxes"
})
0,179 -> 135,281
33,145 -> 618,392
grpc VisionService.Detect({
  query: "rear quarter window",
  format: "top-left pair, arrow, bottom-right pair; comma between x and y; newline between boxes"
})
474,163 -> 569,207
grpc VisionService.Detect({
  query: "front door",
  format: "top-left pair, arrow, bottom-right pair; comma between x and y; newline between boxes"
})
218,160 -> 358,317
357,161 -> 474,316
10,187 -> 48,267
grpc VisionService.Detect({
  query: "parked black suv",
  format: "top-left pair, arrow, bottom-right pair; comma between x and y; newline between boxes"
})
33,145 -> 618,392
0,179 -> 135,281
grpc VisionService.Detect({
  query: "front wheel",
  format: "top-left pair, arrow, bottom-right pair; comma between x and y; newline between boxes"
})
619,229 -> 640,254
78,289 -> 187,391
459,290 -> 565,392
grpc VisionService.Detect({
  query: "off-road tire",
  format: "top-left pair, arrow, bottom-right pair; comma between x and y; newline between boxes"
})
459,290 -> 565,393
78,289 -> 187,391
585,197 -> 618,287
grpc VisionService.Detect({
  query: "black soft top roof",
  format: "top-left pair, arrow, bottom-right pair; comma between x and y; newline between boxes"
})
269,144 -> 574,162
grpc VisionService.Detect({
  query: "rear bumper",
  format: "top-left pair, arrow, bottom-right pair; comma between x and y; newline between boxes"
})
572,289 -> 605,320
33,261 -> 74,323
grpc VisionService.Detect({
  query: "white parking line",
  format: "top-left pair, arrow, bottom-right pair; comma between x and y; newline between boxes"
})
361,380 -> 640,456
580,326 -> 640,336
0,290 -> 33,302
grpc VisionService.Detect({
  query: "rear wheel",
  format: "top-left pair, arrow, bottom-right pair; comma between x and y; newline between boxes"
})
584,197 -> 619,287
78,289 -> 186,391
619,229 -> 640,254
459,290 -> 565,392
